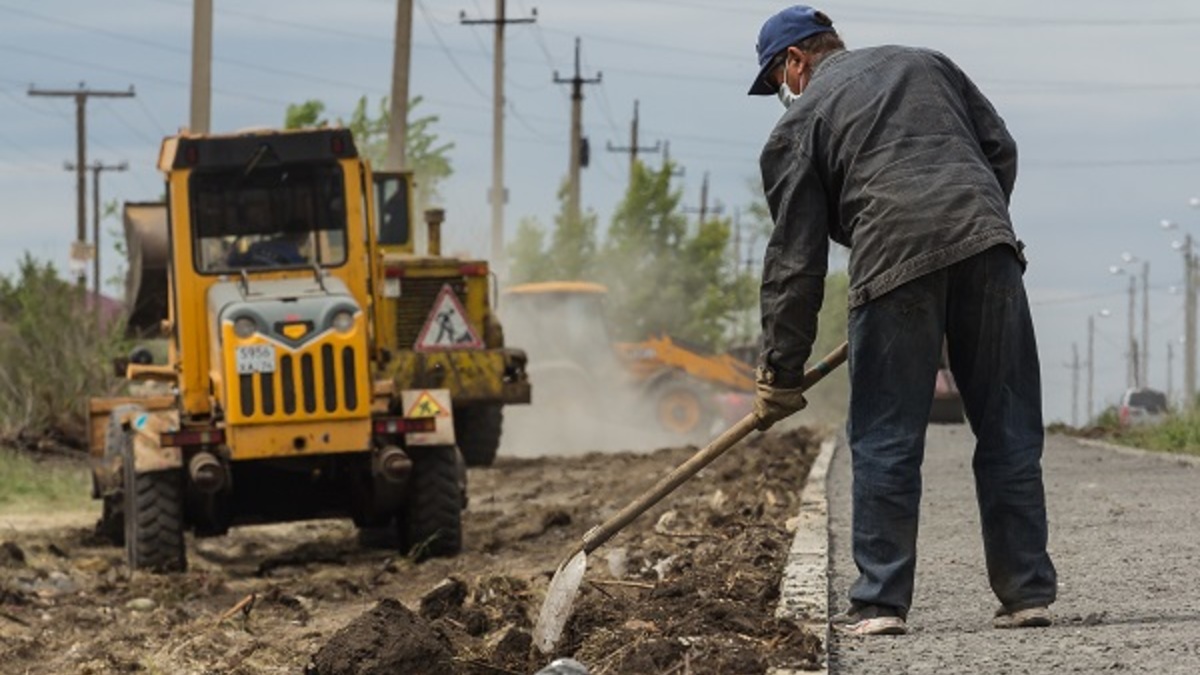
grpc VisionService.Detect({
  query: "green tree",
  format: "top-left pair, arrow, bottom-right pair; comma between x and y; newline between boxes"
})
284,96 -> 454,213
547,180 -> 598,281
507,179 -> 599,284
598,161 -> 754,349
507,216 -> 552,285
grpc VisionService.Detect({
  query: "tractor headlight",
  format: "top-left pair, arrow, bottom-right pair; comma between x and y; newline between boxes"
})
332,310 -> 355,334
233,316 -> 257,339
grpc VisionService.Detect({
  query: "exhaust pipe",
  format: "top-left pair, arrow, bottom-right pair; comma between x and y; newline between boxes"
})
375,445 -> 412,484
425,208 -> 444,257
188,451 -> 226,493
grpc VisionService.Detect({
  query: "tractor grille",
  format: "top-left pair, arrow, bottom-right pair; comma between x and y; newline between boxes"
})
238,346 -> 360,418
395,277 -> 468,348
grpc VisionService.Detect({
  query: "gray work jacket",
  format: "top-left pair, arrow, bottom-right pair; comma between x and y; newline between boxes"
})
758,45 -> 1020,388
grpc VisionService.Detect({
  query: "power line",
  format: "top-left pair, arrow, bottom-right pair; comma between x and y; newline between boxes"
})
415,0 -> 490,100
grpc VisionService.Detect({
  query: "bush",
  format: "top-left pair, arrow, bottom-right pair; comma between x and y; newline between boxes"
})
0,256 -> 127,447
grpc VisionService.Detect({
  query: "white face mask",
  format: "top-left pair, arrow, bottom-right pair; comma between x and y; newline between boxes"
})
777,79 -> 801,109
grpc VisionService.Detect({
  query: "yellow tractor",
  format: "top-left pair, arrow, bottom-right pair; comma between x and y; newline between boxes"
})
91,128 -> 468,572
370,172 -> 530,466
501,282 -> 755,441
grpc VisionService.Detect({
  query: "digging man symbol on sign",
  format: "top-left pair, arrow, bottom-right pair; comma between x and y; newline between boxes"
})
436,308 -> 473,345
416,398 -> 438,416
415,284 -> 484,351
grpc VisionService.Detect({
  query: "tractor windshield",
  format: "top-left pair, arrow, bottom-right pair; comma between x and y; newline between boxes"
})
191,162 -> 348,273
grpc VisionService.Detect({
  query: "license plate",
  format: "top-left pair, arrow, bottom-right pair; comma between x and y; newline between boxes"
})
235,344 -> 276,374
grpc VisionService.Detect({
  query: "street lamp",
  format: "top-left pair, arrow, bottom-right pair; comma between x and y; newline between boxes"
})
1162,209 -> 1197,409
1085,308 -> 1113,424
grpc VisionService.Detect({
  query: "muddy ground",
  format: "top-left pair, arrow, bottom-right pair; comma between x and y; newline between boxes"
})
0,428 -> 824,675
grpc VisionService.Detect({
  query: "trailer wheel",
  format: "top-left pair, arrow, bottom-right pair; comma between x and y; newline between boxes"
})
123,444 -> 187,573
399,446 -> 464,560
95,406 -> 141,546
454,404 -> 503,467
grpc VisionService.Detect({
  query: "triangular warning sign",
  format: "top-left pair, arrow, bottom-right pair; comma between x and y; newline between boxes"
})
407,391 -> 447,418
414,284 -> 484,351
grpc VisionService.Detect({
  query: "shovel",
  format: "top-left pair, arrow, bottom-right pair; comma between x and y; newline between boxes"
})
532,341 -> 850,654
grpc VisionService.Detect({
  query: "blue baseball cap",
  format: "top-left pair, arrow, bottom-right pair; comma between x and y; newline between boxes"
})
749,5 -> 835,95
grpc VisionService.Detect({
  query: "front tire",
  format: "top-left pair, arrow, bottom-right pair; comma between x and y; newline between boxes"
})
454,405 -> 503,467
399,446 -> 465,560
123,443 -> 187,573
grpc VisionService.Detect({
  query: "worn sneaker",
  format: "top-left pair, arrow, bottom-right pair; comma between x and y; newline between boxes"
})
833,605 -> 908,636
993,605 -> 1052,629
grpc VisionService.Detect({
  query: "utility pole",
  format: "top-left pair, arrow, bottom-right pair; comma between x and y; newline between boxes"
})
1186,235 -> 1196,409
1087,315 -> 1095,423
1168,340 -> 1175,407
65,160 -> 128,302
552,37 -> 601,228
660,141 -> 685,177
607,100 -> 660,182
1074,344 -> 1081,424
461,1 -> 537,276
1141,260 -> 1150,387
386,0 -> 413,172
684,171 -> 724,227
191,0 -> 213,133
29,83 -> 135,288
733,206 -> 742,274
1127,274 -> 1136,389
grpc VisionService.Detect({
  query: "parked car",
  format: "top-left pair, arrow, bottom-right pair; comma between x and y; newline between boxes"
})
1118,387 -> 1169,428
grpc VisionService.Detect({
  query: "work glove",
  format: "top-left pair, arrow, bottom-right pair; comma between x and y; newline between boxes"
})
753,367 -> 808,431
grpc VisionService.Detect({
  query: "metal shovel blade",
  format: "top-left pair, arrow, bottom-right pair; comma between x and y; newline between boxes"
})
534,549 -> 587,654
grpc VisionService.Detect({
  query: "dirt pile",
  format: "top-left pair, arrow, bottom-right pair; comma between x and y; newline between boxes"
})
0,427 -> 825,674
309,598 -> 453,675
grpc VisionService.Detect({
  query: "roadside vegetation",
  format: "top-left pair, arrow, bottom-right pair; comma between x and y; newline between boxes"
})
1051,407 -> 1200,457
0,445 -> 91,512
0,255 -> 126,448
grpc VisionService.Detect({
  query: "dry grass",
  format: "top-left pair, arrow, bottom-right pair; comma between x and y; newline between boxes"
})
0,445 -> 91,511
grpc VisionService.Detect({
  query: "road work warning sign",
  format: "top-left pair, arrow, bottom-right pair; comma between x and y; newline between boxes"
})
400,388 -> 456,446
406,391 -> 446,418
414,284 -> 484,351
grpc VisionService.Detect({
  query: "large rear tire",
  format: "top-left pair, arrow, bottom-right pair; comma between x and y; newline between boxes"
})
454,404 -> 503,467
123,443 -> 187,573
399,446 -> 465,560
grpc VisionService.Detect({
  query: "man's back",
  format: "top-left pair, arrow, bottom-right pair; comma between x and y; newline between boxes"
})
763,45 -> 1019,306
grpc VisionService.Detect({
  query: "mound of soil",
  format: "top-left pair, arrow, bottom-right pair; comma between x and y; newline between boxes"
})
309,598 -> 453,675
0,427 -> 825,674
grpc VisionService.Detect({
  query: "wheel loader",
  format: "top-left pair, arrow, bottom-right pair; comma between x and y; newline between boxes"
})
501,281 -> 755,440
90,128 -> 470,572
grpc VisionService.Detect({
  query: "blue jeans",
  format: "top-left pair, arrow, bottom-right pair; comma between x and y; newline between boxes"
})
845,244 -> 1057,616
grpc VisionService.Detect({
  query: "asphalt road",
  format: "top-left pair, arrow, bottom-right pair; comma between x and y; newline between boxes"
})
827,425 -> 1200,674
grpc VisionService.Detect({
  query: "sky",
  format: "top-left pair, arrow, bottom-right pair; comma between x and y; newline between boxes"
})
1,0 -> 1199,426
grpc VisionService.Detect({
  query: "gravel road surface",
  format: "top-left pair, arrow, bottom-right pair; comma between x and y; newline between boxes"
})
828,425 -> 1200,674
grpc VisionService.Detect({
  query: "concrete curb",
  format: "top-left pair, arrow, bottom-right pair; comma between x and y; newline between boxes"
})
1075,437 -> 1200,467
770,435 -> 838,675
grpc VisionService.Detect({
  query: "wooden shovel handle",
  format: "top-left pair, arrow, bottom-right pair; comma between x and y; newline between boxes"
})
580,341 -> 849,554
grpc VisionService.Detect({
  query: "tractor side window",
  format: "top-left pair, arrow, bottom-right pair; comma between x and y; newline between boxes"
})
191,162 -> 348,273
375,173 -> 410,247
